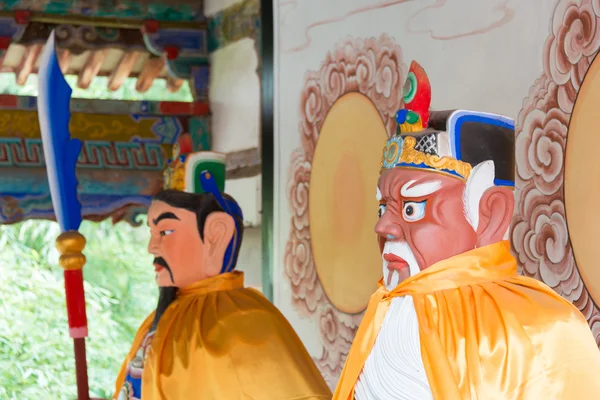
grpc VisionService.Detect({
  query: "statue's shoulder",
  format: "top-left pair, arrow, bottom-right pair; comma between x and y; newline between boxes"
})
193,287 -> 294,339
499,274 -> 589,330
219,287 -> 294,330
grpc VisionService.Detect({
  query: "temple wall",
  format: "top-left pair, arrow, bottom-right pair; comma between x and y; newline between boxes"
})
205,0 -> 261,227
272,0 -> 600,389
237,227 -> 263,290
205,0 -> 263,286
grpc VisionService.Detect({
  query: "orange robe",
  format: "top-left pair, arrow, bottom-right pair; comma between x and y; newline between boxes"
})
114,271 -> 331,399
334,241 -> 600,399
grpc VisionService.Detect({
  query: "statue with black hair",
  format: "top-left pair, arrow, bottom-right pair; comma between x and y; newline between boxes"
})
114,137 -> 330,399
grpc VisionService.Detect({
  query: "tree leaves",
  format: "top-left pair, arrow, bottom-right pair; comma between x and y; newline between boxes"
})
0,218 -> 157,399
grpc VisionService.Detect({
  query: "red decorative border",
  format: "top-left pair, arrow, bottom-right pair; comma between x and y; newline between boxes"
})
0,94 -> 209,116
511,0 -> 600,343
285,34 -> 406,387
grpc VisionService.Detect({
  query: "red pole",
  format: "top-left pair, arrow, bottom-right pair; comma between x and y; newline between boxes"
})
57,232 -> 90,400
74,338 -> 90,400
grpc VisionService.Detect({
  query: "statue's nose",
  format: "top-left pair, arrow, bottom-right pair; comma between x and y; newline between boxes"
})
374,211 -> 405,241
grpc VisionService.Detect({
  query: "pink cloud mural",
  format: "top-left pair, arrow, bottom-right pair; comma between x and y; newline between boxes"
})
284,0 -> 600,387
512,0 -> 600,344
285,34 -> 406,387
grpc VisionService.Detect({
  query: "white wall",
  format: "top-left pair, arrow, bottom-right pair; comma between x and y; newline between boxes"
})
205,0 -> 262,229
204,0 -> 263,291
225,175 -> 261,227
236,226 -> 262,291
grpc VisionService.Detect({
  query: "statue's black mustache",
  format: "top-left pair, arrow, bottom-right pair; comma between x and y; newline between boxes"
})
154,257 -> 168,268
154,257 -> 174,283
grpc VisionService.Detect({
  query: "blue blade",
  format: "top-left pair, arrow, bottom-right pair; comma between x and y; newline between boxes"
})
38,30 -> 82,232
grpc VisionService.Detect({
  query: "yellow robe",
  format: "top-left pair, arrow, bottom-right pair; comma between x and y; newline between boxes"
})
114,271 -> 331,399
334,241 -> 600,399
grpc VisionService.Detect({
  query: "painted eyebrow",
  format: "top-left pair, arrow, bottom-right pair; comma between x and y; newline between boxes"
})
151,212 -> 180,226
400,180 -> 442,198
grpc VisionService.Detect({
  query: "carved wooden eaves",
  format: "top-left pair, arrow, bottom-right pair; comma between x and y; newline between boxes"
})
3,21 -> 183,93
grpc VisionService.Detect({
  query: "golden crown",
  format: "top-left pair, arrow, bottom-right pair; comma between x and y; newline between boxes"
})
380,135 -> 473,180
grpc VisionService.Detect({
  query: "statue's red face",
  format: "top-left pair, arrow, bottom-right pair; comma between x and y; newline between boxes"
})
376,169 -> 476,289
375,167 -> 513,290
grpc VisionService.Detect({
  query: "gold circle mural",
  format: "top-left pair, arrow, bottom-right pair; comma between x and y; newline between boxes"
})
309,92 -> 387,313
565,55 -> 600,305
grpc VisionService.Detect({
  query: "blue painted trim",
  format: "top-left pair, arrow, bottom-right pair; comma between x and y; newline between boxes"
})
494,178 -> 515,187
124,375 -> 142,399
199,172 -> 244,274
447,110 -> 515,162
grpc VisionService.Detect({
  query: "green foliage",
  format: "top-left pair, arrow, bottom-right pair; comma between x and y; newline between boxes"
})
0,72 -> 193,102
0,219 -> 157,399
0,48 -> 189,400
0,44 -> 190,400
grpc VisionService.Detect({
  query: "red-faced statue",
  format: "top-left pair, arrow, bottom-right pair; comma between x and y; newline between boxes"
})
376,163 -> 514,290
334,61 -> 600,400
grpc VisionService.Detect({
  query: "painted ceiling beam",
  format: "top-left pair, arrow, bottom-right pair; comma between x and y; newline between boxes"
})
0,17 -> 211,92
135,56 -> 165,93
0,11 -> 207,28
57,48 -> 71,74
108,50 -> 141,91
0,94 -> 210,116
15,42 -> 41,84
77,49 -> 107,89
166,75 -> 184,93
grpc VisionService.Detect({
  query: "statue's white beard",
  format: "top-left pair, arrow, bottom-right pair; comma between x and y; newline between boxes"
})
382,241 -> 420,291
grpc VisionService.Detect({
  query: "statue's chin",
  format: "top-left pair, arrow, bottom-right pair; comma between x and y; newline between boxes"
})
156,270 -> 175,287
384,267 -> 411,290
